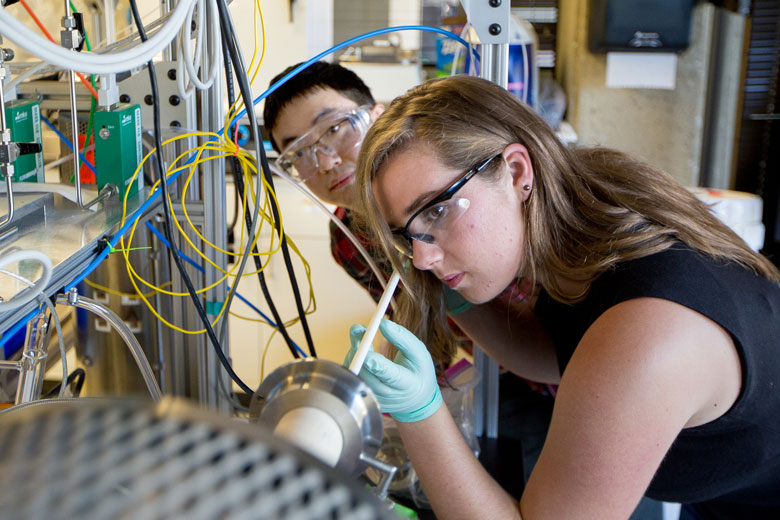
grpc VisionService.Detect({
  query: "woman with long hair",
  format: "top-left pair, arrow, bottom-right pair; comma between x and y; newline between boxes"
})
348,75 -> 780,519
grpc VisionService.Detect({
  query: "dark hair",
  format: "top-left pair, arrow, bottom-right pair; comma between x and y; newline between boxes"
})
263,61 -> 376,152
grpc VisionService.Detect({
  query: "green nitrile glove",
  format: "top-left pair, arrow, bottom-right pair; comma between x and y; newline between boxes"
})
443,285 -> 473,315
344,320 -> 442,423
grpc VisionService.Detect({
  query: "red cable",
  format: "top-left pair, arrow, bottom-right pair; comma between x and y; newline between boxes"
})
19,0 -> 100,101
233,120 -> 239,155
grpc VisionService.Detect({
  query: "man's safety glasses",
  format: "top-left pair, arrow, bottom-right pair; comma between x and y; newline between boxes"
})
275,106 -> 371,181
390,153 -> 502,258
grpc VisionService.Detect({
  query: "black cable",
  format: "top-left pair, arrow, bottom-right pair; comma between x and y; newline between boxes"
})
127,0 -> 254,396
219,37 -> 300,360
216,0 -> 317,357
43,368 -> 85,399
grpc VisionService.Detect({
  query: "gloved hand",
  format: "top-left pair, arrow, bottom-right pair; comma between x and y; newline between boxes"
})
344,319 -> 442,423
443,285 -> 473,315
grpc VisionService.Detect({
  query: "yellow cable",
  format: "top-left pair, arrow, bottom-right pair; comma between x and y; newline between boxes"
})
229,311 -> 271,324
259,327 -> 277,381
84,279 -> 173,299
260,315 -> 302,381
115,134 -> 241,333
109,31 -> 318,337
179,147 -> 282,263
118,138 -> 278,332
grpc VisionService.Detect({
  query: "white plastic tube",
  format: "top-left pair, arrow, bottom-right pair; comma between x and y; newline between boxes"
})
0,0 -> 195,74
2,61 -> 49,97
0,250 -> 52,312
349,270 -> 401,375
178,0 -> 221,98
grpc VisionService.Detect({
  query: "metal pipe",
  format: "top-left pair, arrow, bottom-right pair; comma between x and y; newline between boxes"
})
0,175 -> 15,232
480,43 -> 509,89
57,289 -> 163,401
63,11 -> 113,210
0,360 -> 20,371
0,56 -> 15,232
0,71 -> 6,130
475,39 -> 509,441
359,452 -> 398,501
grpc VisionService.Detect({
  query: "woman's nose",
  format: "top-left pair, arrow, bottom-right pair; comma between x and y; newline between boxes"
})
411,240 -> 443,271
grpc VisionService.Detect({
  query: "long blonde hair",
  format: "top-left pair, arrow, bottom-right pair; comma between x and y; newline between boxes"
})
356,75 -> 780,366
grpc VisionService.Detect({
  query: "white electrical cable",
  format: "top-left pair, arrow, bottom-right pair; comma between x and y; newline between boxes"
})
178,0 -> 221,98
2,61 -> 49,97
451,22 -> 471,77
0,0 -> 195,74
0,267 -> 67,399
177,0 -> 202,99
0,250 -> 52,312
520,39 -> 530,105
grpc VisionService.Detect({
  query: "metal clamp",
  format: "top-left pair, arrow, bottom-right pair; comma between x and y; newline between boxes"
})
359,452 -> 398,501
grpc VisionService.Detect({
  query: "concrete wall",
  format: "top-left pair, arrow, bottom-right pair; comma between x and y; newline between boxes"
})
557,1 -> 715,187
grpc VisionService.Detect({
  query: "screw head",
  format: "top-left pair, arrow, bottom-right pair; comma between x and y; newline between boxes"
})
119,94 -> 131,103
144,94 -> 154,106
489,0 -> 501,6
170,120 -> 181,128
489,23 -> 502,36
99,127 -> 110,140
167,68 -> 177,81
169,95 -> 180,106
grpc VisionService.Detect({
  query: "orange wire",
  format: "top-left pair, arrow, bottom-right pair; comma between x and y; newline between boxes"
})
19,0 -> 100,101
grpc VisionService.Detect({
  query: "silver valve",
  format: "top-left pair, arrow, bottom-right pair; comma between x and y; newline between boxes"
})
0,142 -> 43,166
60,12 -> 84,51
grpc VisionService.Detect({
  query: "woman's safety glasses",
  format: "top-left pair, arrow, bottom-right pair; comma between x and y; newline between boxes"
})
390,153 -> 502,258
275,106 -> 371,181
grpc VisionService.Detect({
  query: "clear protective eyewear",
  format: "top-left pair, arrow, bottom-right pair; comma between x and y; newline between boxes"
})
390,153 -> 503,258
275,106 -> 371,181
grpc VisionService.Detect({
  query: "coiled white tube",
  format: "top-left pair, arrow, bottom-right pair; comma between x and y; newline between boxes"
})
0,249 -> 52,312
178,0 -> 221,98
0,0 -> 195,74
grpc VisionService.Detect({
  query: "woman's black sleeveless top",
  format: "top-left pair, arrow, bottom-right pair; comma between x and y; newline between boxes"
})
535,244 -> 780,515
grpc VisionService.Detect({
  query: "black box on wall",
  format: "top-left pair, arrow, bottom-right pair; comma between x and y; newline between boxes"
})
589,0 -> 696,53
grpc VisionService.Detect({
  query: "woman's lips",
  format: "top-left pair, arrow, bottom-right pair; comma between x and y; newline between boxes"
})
442,273 -> 464,289
330,173 -> 354,191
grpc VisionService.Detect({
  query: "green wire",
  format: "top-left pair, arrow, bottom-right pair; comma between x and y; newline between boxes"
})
69,0 -> 92,50
68,0 -> 98,183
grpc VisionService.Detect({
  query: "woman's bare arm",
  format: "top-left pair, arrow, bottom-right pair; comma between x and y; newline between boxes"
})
450,297 -> 560,384
397,297 -> 741,520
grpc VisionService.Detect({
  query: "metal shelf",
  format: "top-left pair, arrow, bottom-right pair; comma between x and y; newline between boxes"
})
0,186 -> 156,340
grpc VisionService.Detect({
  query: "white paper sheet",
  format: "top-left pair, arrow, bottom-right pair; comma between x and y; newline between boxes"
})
606,52 -> 678,90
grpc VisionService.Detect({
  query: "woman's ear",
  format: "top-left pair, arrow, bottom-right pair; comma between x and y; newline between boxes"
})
503,143 -> 534,201
370,103 -> 386,121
